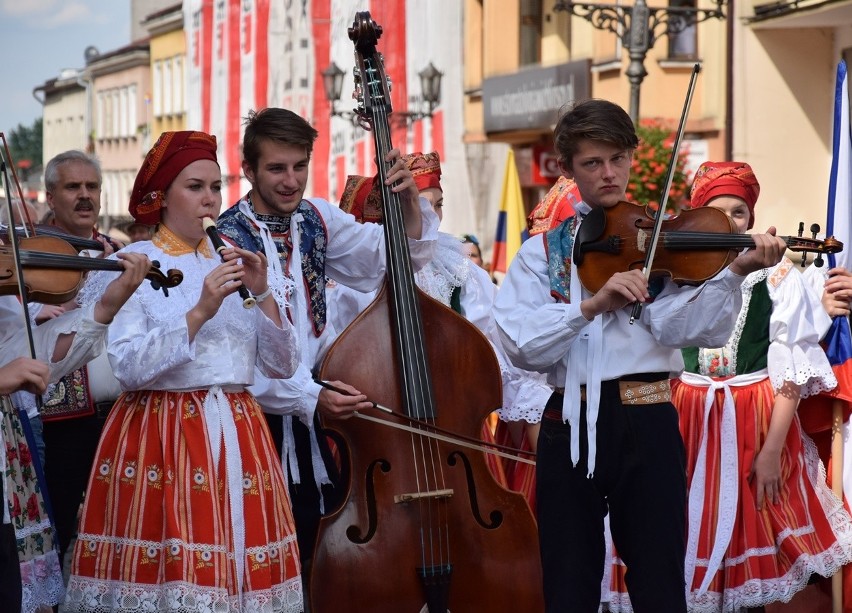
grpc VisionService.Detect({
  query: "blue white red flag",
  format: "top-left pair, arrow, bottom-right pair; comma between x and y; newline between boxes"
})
823,59 -> 852,396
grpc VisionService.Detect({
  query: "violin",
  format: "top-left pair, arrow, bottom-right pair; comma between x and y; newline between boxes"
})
0,235 -> 183,304
574,201 -> 843,294
0,223 -> 106,252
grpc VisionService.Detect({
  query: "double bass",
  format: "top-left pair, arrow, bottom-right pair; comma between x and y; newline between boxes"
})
309,12 -> 544,613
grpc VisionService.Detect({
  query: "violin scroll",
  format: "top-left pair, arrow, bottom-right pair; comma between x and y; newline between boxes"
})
792,222 -> 843,268
146,260 -> 183,297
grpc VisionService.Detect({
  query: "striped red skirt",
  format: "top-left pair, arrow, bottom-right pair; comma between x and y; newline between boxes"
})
65,388 -> 302,612
608,376 -> 852,612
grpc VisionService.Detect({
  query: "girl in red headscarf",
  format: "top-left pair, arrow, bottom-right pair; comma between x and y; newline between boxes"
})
605,162 -> 852,612
64,132 -> 303,612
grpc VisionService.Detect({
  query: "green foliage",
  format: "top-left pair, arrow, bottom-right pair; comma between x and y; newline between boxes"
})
625,118 -> 691,214
7,119 -> 43,179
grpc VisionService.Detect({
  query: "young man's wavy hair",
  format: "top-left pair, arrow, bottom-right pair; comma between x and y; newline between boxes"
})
241,108 -> 319,173
553,99 -> 638,171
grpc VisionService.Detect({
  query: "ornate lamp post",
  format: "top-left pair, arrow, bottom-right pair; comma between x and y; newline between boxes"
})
321,61 -> 443,127
553,0 -> 726,123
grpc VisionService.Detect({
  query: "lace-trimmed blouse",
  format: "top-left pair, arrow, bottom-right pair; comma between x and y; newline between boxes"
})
684,258 -> 836,397
77,226 -> 299,392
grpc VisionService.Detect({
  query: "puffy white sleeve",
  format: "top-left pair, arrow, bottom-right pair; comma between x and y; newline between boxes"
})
107,292 -> 197,390
493,235 -> 590,373
0,297 -> 108,382
320,198 -> 438,292
766,261 -> 836,397
254,307 -> 300,379
250,364 -> 319,424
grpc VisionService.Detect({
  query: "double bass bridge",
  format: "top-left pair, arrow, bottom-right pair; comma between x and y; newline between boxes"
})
394,488 -> 454,504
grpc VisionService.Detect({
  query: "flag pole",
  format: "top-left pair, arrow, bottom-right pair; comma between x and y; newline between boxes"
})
833,399 -> 844,613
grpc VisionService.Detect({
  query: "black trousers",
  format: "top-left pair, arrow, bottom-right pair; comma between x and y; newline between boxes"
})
265,413 -> 342,567
536,375 -> 687,613
43,412 -> 108,563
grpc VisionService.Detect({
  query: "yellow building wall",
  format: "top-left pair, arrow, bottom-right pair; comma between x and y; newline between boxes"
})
150,27 -> 187,138
734,7 -> 835,238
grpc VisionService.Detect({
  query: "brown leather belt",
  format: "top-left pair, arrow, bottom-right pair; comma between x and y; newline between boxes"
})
553,379 -> 671,405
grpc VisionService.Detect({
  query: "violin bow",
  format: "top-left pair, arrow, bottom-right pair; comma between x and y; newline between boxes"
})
0,134 -> 45,412
630,63 -> 701,324
0,134 -> 38,235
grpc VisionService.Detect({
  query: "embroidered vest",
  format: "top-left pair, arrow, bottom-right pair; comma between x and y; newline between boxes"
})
41,366 -> 93,421
544,216 -> 579,303
682,276 -> 772,376
218,198 -> 329,336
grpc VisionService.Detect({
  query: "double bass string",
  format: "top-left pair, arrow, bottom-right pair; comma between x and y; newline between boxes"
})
365,57 -> 452,573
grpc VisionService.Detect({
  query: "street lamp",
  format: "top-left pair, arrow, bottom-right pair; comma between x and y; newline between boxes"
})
553,0 -> 726,123
321,61 -> 443,128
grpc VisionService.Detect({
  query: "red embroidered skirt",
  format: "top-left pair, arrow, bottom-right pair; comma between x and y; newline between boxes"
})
65,389 -> 302,612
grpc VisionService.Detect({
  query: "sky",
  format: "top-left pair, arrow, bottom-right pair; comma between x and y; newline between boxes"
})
0,0 -> 131,136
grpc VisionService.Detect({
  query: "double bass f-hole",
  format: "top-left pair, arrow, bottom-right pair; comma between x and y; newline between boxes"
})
308,11 -> 544,613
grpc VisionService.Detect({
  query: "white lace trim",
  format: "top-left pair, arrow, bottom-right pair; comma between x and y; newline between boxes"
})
413,232 -> 471,306
20,549 -> 64,613
494,346 -> 551,423
608,415 -> 852,613
15,517 -> 52,540
64,576 -> 303,613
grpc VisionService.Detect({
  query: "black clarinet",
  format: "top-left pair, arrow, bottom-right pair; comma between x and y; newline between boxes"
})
202,217 -> 256,309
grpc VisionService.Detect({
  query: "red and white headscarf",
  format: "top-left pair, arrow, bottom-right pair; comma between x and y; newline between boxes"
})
689,161 -> 760,230
129,131 -> 219,225
339,151 -> 441,223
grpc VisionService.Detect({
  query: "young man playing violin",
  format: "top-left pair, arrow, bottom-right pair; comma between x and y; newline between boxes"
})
492,99 -> 788,613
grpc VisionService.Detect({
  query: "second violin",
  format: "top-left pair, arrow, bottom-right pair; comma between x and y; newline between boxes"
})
573,200 -> 843,294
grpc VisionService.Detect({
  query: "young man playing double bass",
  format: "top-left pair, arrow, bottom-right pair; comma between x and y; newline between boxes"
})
215,107 -> 438,599
492,98 -> 787,612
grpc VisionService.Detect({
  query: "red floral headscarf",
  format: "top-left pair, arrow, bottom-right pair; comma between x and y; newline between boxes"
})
339,151 -> 441,223
129,131 -> 219,225
689,161 -> 760,230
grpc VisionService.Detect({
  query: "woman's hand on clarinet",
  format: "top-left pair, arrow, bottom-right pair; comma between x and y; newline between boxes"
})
220,246 -> 269,296
193,258 -> 248,319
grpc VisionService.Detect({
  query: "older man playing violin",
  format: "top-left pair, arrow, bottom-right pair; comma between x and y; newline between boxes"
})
32,151 -> 129,572
493,99 -> 787,613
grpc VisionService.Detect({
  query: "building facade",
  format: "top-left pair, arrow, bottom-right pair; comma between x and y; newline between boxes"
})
88,41 -> 151,232
733,0 -> 852,237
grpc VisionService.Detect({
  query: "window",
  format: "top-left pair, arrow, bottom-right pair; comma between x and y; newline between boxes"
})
667,0 -> 697,60
174,56 -> 185,114
520,0 -> 542,66
163,61 -> 173,116
128,84 -> 137,137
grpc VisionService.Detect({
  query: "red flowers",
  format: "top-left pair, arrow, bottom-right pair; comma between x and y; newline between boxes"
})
626,119 -> 692,215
